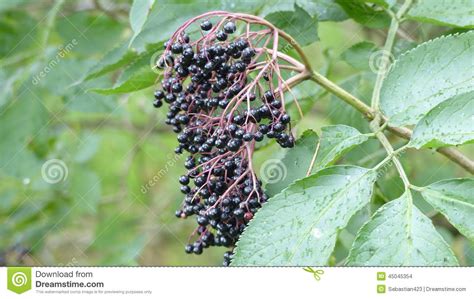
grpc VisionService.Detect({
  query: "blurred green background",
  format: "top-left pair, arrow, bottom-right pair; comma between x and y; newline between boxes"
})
0,0 -> 472,266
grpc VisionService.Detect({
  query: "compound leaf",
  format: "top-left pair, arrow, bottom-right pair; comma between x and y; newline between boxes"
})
347,191 -> 459,266
420,178 -> 474,241
85,43 -> 137,81
265,4 -> 318,47
408,0 -> 474,28
380,31 -> 474,127
90,47 -> 160,94
232,166 -> 377,266
313,125 -> 370,173
129,0 -> 156,44
409,91 -> 474,148
335,0 -> 390,28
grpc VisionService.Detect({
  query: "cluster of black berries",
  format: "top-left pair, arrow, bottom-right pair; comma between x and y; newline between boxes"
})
153,19 -> 294,265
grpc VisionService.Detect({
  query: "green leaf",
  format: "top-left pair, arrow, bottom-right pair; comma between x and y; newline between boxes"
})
380,31 -> 474,127
408,0 -> 474,28
420,178 -> 474,241
261,0 -> 348,22
341,39 -> 415,71
130,0 -> 156,44
85,43 -> 138,81
409,91 -> 474,149
90,67 -> 155,94
295,0 -> 348,22
129,0 -> 197,50
232,166 -> 377,266
313,125 -> 370,173
38,0 -> 65,50
264,130 -> 319,197
265,4 -> 318,47
90,48 -> 159,94
335,0 -> 390,28
347,191 -> 459,266
341,41 -> 378,71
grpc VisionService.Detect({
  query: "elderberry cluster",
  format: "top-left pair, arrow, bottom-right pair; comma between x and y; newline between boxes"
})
153,19 -> 294,265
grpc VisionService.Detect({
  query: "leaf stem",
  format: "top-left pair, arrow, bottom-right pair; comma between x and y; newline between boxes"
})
40,0 -> 65,52
370,0 -> 413,111
370,23 -> 395,111
409,185 -> 425,192
375,131 -> 411,189
367,0 -> 413,190
358,143 -> 398,166
373,143 -> 409,171
306,141 -> 320,176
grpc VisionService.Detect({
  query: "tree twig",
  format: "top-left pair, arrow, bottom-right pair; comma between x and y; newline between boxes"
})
308,70 -> 474,174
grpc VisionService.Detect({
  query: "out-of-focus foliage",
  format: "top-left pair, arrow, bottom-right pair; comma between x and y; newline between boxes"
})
0,0 -> 472,266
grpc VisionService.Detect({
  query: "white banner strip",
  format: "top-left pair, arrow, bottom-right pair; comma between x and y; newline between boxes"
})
0,267 -> 472,298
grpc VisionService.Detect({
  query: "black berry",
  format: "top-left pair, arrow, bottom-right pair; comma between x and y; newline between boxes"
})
201,20 -> 212,31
